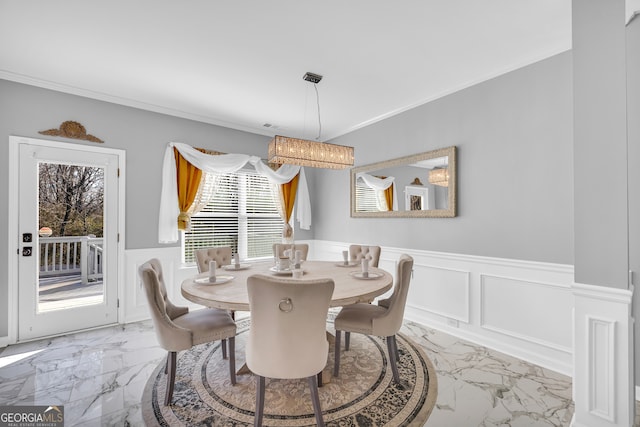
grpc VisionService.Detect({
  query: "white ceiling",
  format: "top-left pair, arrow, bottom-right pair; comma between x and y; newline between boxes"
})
0,1 -> 572,141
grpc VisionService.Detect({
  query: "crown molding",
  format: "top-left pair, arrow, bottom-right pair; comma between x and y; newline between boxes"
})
0,70 -> 274,138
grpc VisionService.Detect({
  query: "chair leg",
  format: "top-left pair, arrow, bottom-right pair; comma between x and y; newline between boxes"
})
165,351 -> 177,405
334,330 -> 341,377
222,338 -> 228,359
307,375 -> 325,427
254,375 -> 265,427
386,336 -> 400,383
345,331 -> 351,351
228,337 -> 236,385
393,334 -> 400,360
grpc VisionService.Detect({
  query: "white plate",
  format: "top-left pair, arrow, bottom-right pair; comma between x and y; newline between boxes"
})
194,275 -> 234,285
349,271 -> 383,280
269,266 -> 305,276
269,266 -> 292,275
223,264 -> 250,271
335,262 -> 359,268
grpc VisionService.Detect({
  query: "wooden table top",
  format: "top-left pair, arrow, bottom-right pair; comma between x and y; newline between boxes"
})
181,260 -> 393,312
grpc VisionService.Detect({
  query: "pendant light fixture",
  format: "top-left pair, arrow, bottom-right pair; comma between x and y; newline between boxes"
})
268,72 -> 354,169
428,168 -> 449,187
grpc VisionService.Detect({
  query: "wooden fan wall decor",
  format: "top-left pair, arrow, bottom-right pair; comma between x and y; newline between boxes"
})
39,121 -> 103,143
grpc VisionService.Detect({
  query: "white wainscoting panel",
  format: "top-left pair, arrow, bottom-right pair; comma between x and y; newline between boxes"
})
313,240 -> 575,376
481,275 -> 572,353
572,283 -> 634,427
587,316 -> 615,422
309,240 -> 353,262
410,264 -> 470,323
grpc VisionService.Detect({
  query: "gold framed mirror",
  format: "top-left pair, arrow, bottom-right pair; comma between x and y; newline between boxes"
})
350,146 -> 457,218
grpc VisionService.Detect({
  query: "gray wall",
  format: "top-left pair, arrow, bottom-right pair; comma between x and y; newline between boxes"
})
572,0 -> 629,289
315,51 -> 574,265
627,14 -> 640,387
572,0 -> 638,387
0,79 -> 312,337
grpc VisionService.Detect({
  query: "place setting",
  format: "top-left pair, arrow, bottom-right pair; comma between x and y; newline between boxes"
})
335,250 -> 359,267
194,260 -> 234,285
222,252 -> 251,271
350,258 -> 383,280
269,248 -> 305,278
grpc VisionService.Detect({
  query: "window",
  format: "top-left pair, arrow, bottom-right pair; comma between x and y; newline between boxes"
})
355,181 -> 383,212
182,169 -> 284,263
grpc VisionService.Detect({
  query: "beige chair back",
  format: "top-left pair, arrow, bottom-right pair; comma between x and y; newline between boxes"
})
372,254 -> 413,337
349,244 -> 381,267
246,274 -> 334,379
140,258 -> 238,405
273,243 -> 309,261
138,259 -> 192,351
195,246 -> 233,272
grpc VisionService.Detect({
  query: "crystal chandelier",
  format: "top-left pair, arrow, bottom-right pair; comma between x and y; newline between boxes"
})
268,136 -> 354,169
428,168 -> 449,187
267,72 -> 354,169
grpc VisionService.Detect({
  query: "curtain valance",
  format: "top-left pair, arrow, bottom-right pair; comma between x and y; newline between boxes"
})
159,142 -> 311,243
357,173 -> 398,211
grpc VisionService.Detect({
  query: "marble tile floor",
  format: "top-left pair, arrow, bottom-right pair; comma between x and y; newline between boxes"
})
0,319 -> 638,426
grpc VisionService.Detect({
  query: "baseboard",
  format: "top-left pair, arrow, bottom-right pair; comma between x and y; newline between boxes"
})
0,335 -> 9,349
404,306 -> 573,376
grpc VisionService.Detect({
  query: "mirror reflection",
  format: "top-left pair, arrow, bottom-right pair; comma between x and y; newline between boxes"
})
351,146 -> 456,218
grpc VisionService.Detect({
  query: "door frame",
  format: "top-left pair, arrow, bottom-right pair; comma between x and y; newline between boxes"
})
7,135 -> 126,343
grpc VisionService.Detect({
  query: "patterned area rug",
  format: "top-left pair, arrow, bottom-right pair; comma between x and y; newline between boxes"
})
142,318 -> 437,426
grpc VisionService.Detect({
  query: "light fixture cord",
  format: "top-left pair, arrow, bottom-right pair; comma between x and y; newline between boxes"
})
314,83 -> 322,140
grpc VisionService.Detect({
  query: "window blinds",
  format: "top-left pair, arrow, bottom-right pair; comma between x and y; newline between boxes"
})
183,170 -> 283,263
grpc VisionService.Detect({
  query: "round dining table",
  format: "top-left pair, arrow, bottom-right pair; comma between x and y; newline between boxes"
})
181,260 -> 393,311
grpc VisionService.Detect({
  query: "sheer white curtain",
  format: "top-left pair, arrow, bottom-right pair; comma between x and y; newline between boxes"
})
159,142 -> 311,243
186,172 -> 219,219
357,173 -> 398,211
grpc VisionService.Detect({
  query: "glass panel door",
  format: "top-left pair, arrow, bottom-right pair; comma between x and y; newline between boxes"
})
18,143 -> 119,340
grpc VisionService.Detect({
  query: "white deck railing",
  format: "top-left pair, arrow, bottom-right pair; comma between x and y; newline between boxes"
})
39,236 -> 103,284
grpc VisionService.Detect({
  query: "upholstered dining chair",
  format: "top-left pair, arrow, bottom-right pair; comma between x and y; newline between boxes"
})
138,258 -> 237,405
272,243 -> 309,261
194,246 -> 237,319
194,246 -> 233,272
349,244 -> 381,267
333,254 -> 413,384
246,274 -> 334,427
